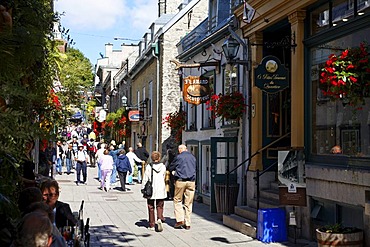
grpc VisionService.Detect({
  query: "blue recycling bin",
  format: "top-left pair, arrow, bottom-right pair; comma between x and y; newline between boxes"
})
257,208 -> 287,243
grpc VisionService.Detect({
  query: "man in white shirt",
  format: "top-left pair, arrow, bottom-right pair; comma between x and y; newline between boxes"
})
126,147 -> 144,184
75,144 -> 89,185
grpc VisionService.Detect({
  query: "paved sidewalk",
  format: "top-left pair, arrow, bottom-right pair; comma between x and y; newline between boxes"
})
56,166 -> 315,247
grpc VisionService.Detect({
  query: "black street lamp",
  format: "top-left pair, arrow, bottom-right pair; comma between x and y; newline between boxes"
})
222,36 -> 240,61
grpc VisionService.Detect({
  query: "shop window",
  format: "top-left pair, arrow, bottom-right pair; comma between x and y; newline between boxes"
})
310,27 -> 370,160
186,102 -> 197,131
221,66 -> 240,125
202,71 -> 215,129
208,0 -> 217,32
148,81 -> 153,117
310,0 -> 370,35
223,66 -> 239,94
200,145 -> 211,195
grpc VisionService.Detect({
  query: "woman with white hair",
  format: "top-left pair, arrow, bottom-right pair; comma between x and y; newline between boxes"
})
99,149 -> 114,192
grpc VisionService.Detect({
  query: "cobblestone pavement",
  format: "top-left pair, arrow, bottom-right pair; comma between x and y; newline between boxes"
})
56,166 -> 316,247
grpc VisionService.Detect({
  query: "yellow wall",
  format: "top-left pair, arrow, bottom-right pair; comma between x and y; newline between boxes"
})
235,0 -> 314,170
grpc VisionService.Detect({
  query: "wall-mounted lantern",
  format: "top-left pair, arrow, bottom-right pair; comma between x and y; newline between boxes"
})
222,36 -> 240,62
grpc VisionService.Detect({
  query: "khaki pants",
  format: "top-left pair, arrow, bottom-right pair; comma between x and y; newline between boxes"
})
173,180 -> 195,226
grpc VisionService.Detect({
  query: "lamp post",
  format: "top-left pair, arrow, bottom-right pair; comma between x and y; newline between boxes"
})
222,29 -> 250,215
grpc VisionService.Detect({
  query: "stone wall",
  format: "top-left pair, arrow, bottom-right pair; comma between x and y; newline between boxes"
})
159,0 -> 209,152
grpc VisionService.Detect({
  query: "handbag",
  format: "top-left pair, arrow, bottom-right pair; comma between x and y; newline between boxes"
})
141,164 -> 153,198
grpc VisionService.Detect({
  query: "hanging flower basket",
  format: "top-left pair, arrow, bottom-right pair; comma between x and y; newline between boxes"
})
163,110 -> 186,142
320,42 -> 370,109
206,91 -> 246,122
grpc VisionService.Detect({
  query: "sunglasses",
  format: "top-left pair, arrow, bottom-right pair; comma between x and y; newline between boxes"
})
42,193 -> 58,198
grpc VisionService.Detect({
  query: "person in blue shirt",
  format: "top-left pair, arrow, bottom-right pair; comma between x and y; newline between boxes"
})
169,144 -> 196,230
109,143 -> 120,185
115,149 -> 132,191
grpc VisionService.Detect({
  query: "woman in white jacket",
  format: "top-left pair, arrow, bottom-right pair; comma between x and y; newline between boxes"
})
142,151 -> 167,232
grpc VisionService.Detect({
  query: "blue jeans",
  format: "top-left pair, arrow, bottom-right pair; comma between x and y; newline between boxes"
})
65,158 -> 72,173
76,161 -> 87,183
110,163 -> 117,184
97,163 -> 101,181
56,158 -> 62,173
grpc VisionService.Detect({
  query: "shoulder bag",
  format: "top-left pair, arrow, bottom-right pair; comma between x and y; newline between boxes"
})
141,164 -> 153,199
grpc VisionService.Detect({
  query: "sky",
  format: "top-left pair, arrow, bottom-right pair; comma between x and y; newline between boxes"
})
54,0 -> 158,65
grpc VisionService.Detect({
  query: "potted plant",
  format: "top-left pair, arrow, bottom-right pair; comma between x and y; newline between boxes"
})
320,42 -> 370,109
316,223 -> 363,247
206,91 -> 247,123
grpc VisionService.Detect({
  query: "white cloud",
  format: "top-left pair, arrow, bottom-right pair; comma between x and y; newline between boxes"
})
128,0 -> 158,31
55,0 -> 157,32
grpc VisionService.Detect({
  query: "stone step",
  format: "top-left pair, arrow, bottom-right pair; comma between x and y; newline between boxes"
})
270,181 -> 280,190
249,196 -> 280,209
260,188 -> 280,201
223,214 -> 257,238
234,205 -> 257,222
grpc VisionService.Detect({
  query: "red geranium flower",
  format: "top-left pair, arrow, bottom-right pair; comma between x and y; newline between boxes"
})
320,42 -> 370,108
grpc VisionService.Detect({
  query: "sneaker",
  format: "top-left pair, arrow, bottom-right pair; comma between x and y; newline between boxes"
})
148,227 -> 155,231
157,219 -> 163,232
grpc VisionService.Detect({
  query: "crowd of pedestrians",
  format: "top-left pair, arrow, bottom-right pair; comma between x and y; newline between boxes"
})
7,122 -> 199,246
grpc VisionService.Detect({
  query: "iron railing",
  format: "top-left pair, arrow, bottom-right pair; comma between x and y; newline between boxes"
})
225,132 -> 290,215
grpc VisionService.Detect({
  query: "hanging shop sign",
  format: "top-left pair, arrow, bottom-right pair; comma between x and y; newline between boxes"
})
183,75 -> 211,105
128,110 -> 143,121
254,56 -> 289,93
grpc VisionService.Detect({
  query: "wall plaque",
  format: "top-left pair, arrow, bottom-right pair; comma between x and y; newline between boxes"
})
279,186 -> 307,207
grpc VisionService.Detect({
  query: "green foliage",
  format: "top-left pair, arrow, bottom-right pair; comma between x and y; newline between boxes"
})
105,108 -> 130,139
0,0 -> 56,157
86,99 -> 97,122
319,223 -> 362,234
57,48 -> 94,108
0,0 -> 61,203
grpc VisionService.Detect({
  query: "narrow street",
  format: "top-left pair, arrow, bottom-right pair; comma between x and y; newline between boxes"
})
56,166 -> 315,247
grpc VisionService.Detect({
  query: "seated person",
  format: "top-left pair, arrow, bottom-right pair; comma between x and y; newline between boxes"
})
40,179 -> 77,229
330,145 -> 342,154
14,211 -> 53,247
18,187 -> 66,247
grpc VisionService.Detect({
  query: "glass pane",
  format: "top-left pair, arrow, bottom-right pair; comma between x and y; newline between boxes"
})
228,141 -> 236,158
358,0 -> 370,15
202,73 -> 215,128
187,103 -> 197,131
224,66 -> 238,94
310,27 -> 370,157
216,142 -> 227,157
201,145 -> 211,195
332,0 -> 355,26
267,93 -> 282,137
310,2 -> 330,35
229,158 -> 237,174
216,159 -> 227,174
